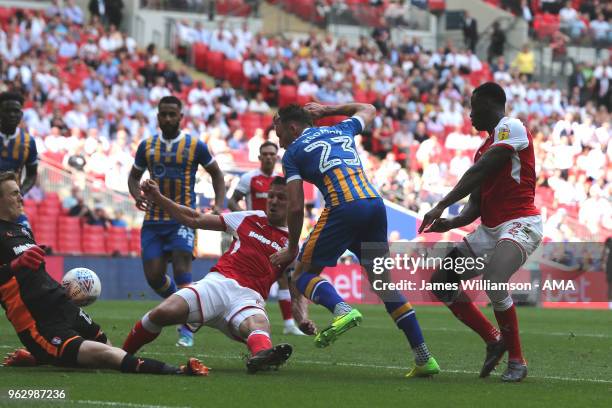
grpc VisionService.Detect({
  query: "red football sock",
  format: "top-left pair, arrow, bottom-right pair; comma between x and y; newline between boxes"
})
448,300 -> 500,344
278,299 -> 293,321
246,330 -> 272,356
122,321 -> 161,354
494,304 -> 524,363
278,289 -> 293,321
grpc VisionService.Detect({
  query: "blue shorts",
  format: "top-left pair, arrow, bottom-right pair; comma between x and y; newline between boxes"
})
299,198 -> 389,267
16,213 -> 31,229
141,222 -> 196,261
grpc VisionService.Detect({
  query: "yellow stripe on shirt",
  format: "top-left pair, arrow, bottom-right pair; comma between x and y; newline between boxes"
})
333,167 -> 354,203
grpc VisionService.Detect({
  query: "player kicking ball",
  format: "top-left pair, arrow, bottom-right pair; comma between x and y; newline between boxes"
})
270,103 -> 439,378
420,82 -> 543,382
123,177 -> 294,374
0,171 -> 206,376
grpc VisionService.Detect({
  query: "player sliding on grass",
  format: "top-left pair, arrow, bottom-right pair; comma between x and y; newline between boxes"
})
0,171 -> 206,376
420,82 -> 543,382
269,103 -> 439,378
123,177 -> 294,374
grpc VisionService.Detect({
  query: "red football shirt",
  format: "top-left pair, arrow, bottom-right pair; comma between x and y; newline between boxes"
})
235,169 -> 279,211
214,211 -> 289,299
474,116 -> 540,227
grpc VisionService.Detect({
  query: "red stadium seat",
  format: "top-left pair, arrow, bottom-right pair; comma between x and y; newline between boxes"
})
278,85 -> 298,107
192,43 -> 209,72
107,226 -> 130,255
82,225 -> 107,254
224,59 -> 245,88
128,229 -> 141,256
206,51 -> 225,79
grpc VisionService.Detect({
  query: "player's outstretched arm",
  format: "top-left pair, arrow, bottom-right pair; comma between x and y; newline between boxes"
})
419,146 -> 511,233
205,161 -> 226,214
304,102 -> 376,128
141,179 -> 225,231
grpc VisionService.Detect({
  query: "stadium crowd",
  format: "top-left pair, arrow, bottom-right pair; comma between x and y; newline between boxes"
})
0,2 -> 609,244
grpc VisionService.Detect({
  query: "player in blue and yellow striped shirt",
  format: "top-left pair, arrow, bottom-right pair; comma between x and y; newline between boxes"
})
0,92 -> 38,229
128,95 -> 226,347
271,103 -> 439,377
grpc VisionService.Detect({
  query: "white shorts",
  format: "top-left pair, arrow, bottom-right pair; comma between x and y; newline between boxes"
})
457,215 -> 543,266
175,272 -> 268,341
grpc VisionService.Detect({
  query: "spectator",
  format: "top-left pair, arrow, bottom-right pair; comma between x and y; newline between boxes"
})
461,10 -> 478,52
86,200 -> 110,227
110,209 -> 128,227
487,21 -> 506,64
247,92 -> 270,114
512,44 -> 535,80
63,0 -> 84,25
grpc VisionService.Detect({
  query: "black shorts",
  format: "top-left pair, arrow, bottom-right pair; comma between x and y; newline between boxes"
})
17,302 -> 103,367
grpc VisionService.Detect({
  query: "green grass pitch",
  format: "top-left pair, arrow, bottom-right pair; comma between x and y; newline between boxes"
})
0,301 -> 611,408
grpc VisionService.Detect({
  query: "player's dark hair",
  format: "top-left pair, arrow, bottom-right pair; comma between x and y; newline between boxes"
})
473,82 -> 506,106
0,91 -> 24,106
271,176 -> 286,186
259,141 -> 278,153
276,104 -> 313,127
158,95 -> 182,109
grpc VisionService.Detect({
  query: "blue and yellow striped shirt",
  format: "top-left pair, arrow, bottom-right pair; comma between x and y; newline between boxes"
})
282,117 -> 379,208
0,129 -> 38,180
134,132 -> 214,223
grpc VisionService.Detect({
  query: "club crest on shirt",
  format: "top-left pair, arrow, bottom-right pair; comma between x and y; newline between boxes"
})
498,125 -> 510,141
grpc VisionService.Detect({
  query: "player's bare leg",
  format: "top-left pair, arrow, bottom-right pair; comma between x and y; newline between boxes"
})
240,314 -> 292,374
277,272 -> 303,335
482,240 -> 528,382
123,294 -> 190,354
171,251 -> 195,347
78,340 -> 207,375
143,256 -> 176,298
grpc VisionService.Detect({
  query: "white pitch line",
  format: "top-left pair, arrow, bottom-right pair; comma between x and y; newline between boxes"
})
68,400 -> 191,408
21,314 -> 608,339
137,350 -> 612,385
1,346 -> 610,385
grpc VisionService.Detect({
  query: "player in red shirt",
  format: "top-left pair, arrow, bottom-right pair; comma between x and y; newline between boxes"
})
419,82 -> 543,382
123,176 -> 295,373
228,141 -> 303,336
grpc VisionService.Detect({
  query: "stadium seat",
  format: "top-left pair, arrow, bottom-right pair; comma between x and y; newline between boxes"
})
107,226 -> 130,255
82,225 -> 107,254
224,59 -> 245,88
206,51 -> 225,78
128,229 -> 142,256
278,85 -> 298,107
192,43 -> 209,72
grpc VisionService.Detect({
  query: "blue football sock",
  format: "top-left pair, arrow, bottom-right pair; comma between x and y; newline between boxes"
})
384,292 -> 426,351
174,272 -> 192,288
152,274 -> 177,298
296,273 -> 347,314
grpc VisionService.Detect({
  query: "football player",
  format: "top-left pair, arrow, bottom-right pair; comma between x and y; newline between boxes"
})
123,176 -> 294,373
128,95 -> 226,347
420,82 -> 543,382
270,103 -> 439,377
0,171 -> 206,376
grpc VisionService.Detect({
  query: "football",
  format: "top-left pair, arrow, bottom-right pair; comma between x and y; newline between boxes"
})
62,268 -> 102,307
